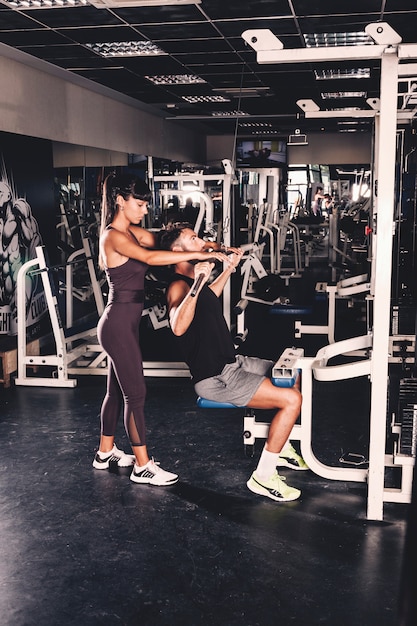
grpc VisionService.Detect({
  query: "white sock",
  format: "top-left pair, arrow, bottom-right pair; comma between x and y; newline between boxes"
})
135,459 -> 150,470
98,445 -> 115,458
255,446 -> 280,480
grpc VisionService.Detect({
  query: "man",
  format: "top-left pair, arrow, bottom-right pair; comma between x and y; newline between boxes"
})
159,223 -> 307,503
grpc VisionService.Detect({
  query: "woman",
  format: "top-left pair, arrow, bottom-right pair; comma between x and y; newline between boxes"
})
93,172 -> 228,486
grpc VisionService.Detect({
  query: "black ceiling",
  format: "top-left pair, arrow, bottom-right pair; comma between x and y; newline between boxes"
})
1,0 -> 417,137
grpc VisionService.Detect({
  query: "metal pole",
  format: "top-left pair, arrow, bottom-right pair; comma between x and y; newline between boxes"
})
367,48 -> 399,520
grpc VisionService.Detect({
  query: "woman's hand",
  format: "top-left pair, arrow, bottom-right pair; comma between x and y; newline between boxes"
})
226,248 -> 243,270
196,250 -> 230,263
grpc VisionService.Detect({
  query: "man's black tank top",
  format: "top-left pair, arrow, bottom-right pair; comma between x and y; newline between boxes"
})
169,274 -> 236,383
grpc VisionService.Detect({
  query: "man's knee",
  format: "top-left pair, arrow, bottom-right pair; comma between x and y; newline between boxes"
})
286,388 -> 302,414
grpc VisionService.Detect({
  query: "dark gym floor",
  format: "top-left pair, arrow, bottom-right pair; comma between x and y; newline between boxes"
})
0,253 -> 415,625
0,374 -> 411,626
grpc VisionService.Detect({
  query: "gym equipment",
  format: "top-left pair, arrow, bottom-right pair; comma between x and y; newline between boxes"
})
197,339 -> 414,517
158,188 -> 215,240
252,201 -> 303,281
15,245 -> 193,385
270,210 -> 303,280
63,236 -> 105,329
196,348 -> 303,457
243,20 -> 417,520
294,273 -> 371,344
15,245 -> 108,387
153,163 -> 235,327
0,337 -> 39,388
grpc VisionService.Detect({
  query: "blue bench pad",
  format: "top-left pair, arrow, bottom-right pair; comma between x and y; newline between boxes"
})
197,397 -> 243,409
197,374 -> 297,409
270,304 -> 313,316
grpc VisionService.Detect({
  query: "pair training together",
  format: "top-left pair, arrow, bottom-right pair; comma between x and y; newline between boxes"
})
93,172 -> 308,503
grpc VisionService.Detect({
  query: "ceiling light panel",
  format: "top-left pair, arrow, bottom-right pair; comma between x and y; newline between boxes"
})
181,95 -> 230,103
89,0 -> 200,7
249,129 -> 281,135
304,32 -> 375,47
314,68 -> 371,80
211,110 -> 249,117
213,87 -> 271,98
337,120 -> 369,132
3,0 -> 88,6
239,122 -> 273,128
145,74 -> 206,85
321,91 -> 367,99
3,0 -> 199,7
87,41 -> 167,57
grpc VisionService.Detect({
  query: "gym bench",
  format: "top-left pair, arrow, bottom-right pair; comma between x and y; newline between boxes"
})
196,348 -> 303,456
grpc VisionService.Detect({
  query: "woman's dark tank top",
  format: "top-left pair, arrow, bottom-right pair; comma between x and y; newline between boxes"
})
169,274 -> 236,383
104,227 -> 147,304
105,258 -> 147,304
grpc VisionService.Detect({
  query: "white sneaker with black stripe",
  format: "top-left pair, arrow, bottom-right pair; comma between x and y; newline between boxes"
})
130,458 -> 178,486
92,444 -> 135,470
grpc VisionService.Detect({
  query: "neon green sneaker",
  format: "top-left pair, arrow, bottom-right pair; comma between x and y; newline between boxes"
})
277,443 -> 309,471
247,470 -> 301,502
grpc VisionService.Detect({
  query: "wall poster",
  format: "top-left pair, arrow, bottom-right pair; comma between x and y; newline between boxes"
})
0,132 -> 55,338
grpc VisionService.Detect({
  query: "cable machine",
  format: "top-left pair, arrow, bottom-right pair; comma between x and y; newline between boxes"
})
152,160 -> 235,328
243,21 -> 417,521
15,161 -> 238,383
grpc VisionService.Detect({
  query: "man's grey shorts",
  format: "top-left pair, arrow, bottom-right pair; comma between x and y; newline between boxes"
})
194,355 -> 274,406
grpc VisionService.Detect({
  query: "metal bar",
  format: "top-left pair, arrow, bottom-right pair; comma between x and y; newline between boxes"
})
367,50 -> 400,521
257,45 -> 387,65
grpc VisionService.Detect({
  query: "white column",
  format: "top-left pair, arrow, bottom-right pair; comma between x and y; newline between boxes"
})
367,49 -> 399,520
222,172 -> 232,327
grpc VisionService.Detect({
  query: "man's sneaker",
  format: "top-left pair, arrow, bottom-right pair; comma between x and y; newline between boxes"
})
92,444 -> 135,470
130,458 -> 178,486
276,443 -> 309,471
247,470 -> 301,502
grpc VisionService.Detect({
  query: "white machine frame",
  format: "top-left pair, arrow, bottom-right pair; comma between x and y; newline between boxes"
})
15,245 -> 194,384
15,164 -> 238,385
15,245 -> 108,387
154,162 -> 234,327
294,273 -> 371,345
242,21 -> 417,520
243,341 -> 414,512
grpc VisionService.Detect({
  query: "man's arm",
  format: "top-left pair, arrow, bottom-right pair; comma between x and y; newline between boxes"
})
209,249 -> 243,297
167,262 -> 214,336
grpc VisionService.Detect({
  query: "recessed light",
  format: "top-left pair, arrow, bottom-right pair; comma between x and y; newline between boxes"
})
321,91 -> 367,99
304,32 -> 374,47
3,0 -> 87,7
211,110 -> 249,117
90,0 -> 200,7
145,75 -> 206,85
314,68 -> 371,80
181,95 -> 230,103
86,41 -> 167,58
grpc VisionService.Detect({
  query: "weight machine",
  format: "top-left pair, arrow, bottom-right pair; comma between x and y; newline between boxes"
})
294,273 -> 371,345
15,244 -> 107,387
14,161 -> 238,385
152,160 -> 235,317
242,341 -> 413,502
242,21 -> 417,520
252,201 -> 303,279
